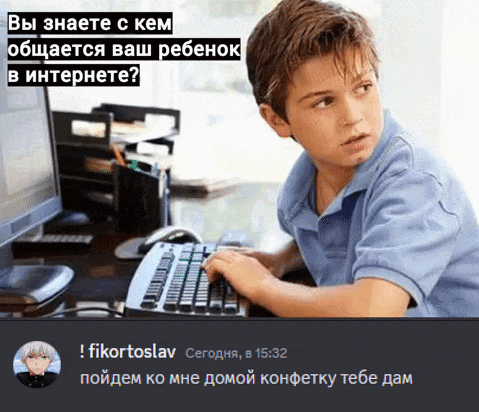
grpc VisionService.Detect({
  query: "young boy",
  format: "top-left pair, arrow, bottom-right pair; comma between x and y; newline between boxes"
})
16,341 -> 58,388
202,0 -> 479,317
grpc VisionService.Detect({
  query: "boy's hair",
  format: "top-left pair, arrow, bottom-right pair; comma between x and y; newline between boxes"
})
246,0 -> 379,121
20,341 -> 55,362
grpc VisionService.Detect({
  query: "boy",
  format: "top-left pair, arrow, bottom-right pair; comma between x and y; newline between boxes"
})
202,0 -> 479,317
16,341 -> 58,388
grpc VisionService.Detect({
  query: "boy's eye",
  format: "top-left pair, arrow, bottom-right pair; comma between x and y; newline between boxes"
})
314,96 -> 334,108
357,82 -> 373,94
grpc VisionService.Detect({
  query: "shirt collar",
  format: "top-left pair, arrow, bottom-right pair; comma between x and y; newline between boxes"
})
343,108 -> 403,198
278,151 -> 316,228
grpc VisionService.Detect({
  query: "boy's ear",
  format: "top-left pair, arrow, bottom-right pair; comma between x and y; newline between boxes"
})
259,104 -> 292,139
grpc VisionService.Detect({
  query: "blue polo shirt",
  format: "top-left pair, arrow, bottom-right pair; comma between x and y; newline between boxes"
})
277,109 -> 479,317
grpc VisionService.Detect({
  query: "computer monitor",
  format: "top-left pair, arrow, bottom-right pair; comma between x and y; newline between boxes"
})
0,13 -> 74,311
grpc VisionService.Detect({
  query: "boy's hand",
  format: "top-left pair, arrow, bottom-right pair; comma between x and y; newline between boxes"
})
217,247 -> 284,278
201,249 -> 275,304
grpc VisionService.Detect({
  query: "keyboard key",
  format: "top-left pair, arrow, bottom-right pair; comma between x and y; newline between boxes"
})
194,244 -> 205,253
141,299 -> 156,308
191,253 -> 204,262
205,245 -> 216,255
193,300 -> 208,312
224,284 -> 238,314
179,252 -> 192,261
208,281 -> 224,313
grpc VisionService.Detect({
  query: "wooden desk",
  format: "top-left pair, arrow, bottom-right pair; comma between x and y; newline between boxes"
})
9,183 -> 310,318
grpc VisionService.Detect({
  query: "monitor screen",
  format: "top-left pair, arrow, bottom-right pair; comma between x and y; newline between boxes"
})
0,15 -> 61,246
0,13 -> 74,309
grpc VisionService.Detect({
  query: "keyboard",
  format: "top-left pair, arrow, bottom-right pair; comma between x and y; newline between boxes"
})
124,242 -> 249,318
13,233 -> 94,253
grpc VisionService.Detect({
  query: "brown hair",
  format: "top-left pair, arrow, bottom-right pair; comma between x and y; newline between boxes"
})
246,0 -> 379,121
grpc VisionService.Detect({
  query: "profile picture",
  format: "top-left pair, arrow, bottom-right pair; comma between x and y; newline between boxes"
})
13,341 -> 61,389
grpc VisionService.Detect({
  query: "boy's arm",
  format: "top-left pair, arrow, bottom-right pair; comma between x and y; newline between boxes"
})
234,239 -> 305,279
202,250 -> 410,317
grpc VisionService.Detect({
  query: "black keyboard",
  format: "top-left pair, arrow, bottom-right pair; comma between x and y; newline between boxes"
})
124,242 -> 249,318
13,233 -> 94,253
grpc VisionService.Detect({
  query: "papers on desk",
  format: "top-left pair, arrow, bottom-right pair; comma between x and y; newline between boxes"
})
111,121 -> 175,144
72,118 -> 175,144
170,176 -> 240,196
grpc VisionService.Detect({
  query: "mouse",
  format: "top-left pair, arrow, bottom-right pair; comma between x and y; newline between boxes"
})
137,226 -> 203,254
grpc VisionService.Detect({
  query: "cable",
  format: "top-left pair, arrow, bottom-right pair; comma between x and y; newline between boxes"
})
42,307 -> 125,318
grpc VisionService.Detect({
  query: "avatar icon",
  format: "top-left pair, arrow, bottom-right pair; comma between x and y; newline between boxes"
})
14,341 -> 60,389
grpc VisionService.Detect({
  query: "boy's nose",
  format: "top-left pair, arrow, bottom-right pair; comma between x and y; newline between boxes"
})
341,98 -> 363,127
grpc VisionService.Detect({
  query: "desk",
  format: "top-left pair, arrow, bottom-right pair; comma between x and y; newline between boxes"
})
8,183 -> 309,318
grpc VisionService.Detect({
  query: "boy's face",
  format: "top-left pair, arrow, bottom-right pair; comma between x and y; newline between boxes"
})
24,352 -> 51,375
262,49 -> 382,173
